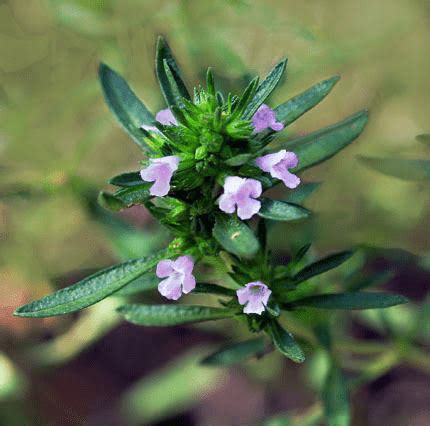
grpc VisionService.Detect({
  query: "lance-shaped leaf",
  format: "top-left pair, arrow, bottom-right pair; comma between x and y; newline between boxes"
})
213,215 -> 260,258
267,320 -> 305,363
242,58 -> 288,119
117,304 -> 234,326
276,76 -> 340,126
193,283 -> 236,297
285,182 -> 321,204
225,153 -> 254,167
358,156 -> 430,181
201,337 -> 266,366
109,171 -> 142,187
155,36 -> 190,109
14,252 -> 167,318
114,273 -> 159,296
279,110 -> 368,174
322,362 -> 350,426
99,63 -> 155,151
293,251 -> 353,284
113,184 -> 151,207
258,199 -> 311,221
287,292 -> 408,310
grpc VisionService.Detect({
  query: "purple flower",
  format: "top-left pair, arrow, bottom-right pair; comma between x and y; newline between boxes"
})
156,255 -> 196,300
255,150 -> 301,189
236,281 -> 272,315
140,155 -> 180,197
141,108 -> 178,132
252,104 -> 284,133
218,176 -> 262,220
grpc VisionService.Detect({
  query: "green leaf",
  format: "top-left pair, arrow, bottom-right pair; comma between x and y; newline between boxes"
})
276,76 -> 340,126
213,214 -> 260,258
267,320 -> 305,363
289,292 -> 408,310
14,252 -> 167,318
113,184 -> 151,207
280,110 -> 368,174
346,270 -> 395,292
201,337 -> 266,366
416,133 -> 430,145
293,251 -> 353,284
155,36 -> 190,109
114,273 -> 159,296
358,156 -> 430,181
285,182 -> 321,204
242,58 -> 288,119
258,199 -> 311,221
109,171 -> 142,187
98,191 -> 127,212
322,362 -> 350,426
99,63 -> 154,151
225,153 -> 253,167
117,304 -> 234,326
193,283 -> 236,297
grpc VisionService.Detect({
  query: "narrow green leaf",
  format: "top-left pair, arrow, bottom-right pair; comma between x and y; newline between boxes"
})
289,292 -> 408,310
201,337 -> 266,366
225,153 -> 253,167
322,362 -> 350,426
99,63 -> 154,151
155,36 -> 190,109
280,110 -> 368,173
193,283 -> 236,297
267,320 -> 305,363
109,171 -> 142,187
285,182 -> 321,204
213,215 -> 260,258
98,191 -> 127,212
14,252 -> 167,318
118,304 -> 234,326
230,77 -> 259,119
163,60 -> 187,109
242,58 -> 288,119
416,134 -> 430,145
113,184 -> 151,207
114,273 -> 159,296
258,199 -> 311,221
276,76 -> 340,126
358,156 -> 430,181
293,251 -> 353,284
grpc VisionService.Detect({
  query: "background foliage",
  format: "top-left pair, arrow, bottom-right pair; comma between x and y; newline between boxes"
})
1,0 -> 429,425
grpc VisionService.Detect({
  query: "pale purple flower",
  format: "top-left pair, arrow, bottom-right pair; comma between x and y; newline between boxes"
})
218,176 -> 262,220
237,281 -> 272,315
252,104 -> 284,133
255,150 -> 301,189
156,255 -> 196,300
140,155 -> 180,197
141,108 -> 178,132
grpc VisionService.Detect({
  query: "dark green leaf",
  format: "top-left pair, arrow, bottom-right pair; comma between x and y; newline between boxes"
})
213,215 -> 260,258
230,77 -> 259,119
267,320 -> 305,363
294,243 -> 312,263
109,171 -> 142,187
117,304 -> 234,326
14,252 -> 167,318
358,156 -> 430,181
114,273 -> 159,296
155,36 -> 190,109
242,58 -> 288,119
99,63 -> 154,151
113,184 -> 151,207
193,283 -> 236,297
322,362 -> 350,426
98,191 -> 127,212
285,182 -> 321,204
201,337 -> 266,366
276,76 -> 340,126
225,153 -> 253,167
416,134 -> 430,145
289,292 -> 408,310
258,199 -> 311,221
293,251 -> 353,284
279,110 -> 368,174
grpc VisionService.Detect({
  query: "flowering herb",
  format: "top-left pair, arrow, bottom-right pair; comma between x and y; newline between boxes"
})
15,37 -> 407,390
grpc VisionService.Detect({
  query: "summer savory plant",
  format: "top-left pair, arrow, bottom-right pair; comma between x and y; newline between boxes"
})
15,37 -> 408,423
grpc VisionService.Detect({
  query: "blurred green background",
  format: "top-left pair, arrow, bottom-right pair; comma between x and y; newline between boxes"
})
1,0 -> 429,425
